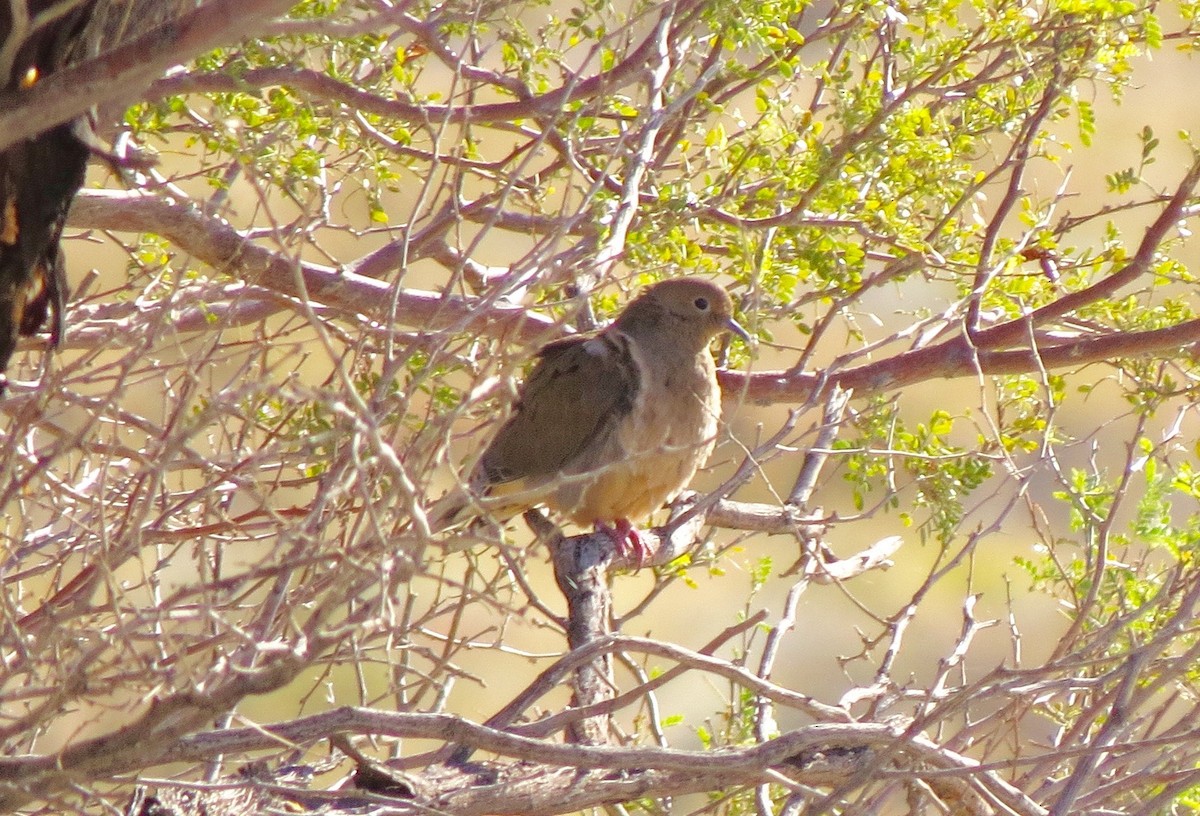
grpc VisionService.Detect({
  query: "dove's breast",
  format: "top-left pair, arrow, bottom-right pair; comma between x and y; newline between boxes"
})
549,343 -> 721,526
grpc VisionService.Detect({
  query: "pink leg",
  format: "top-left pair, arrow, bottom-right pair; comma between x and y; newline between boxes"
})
596,519 -> 653,567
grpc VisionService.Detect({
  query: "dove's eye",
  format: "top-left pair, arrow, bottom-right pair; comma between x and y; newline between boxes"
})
694,297 -> 709,311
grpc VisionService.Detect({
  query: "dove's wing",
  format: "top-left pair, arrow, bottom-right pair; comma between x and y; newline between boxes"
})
474,332 -> 640,490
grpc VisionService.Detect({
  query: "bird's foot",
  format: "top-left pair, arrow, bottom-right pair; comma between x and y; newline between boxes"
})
597,519 -> 653,568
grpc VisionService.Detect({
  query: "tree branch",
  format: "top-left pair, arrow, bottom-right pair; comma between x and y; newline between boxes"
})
143,709 -> 1045,816
72,174 -> 1200,412
724,315 -> 1200,404
0,0 -> 298,151
67,189 -> 557,341
139,0 -> 710,129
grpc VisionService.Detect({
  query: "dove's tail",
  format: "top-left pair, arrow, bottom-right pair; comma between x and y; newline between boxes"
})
425,490 -> 474,533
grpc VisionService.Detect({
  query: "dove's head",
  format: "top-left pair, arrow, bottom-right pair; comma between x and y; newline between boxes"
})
615,277 -> 750,352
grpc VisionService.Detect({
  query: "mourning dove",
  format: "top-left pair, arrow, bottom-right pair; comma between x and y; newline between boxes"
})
439,277 -> 749,563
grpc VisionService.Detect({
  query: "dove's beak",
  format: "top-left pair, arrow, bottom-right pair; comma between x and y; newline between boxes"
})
726,317 -> 752,345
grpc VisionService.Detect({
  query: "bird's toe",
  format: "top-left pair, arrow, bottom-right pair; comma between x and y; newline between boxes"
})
596,519 -> 653,569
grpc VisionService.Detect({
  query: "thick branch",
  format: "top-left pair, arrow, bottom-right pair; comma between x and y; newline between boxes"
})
539,511 -> 615,747
67,189 -> 556,341
723,316 -> 1200,404
146,708 -> 1043,816
0,0 -> 297,151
